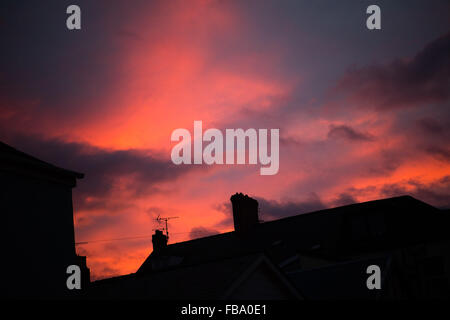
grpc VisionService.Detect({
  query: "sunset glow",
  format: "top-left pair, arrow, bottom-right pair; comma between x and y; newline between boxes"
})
1,0 -> 449,280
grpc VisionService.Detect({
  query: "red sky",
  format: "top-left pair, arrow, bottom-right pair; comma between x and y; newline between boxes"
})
1,0 -> 449,279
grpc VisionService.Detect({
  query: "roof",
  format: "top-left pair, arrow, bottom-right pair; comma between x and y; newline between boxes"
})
138,196 -> 450,274
91,196 -> 450,299
0,141 -> 84,186
287,255 -> 391,300
90,253 -> 302,299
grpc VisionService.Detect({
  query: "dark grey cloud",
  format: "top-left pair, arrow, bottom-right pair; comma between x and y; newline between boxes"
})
215,193 -> 326,226
334,32 -> 450,110
366,150 -> 405,176
76,200 -> 137,215
1,133 -> 197,211
212,202 -> 233,229
417,118 -> 446,136
411,117 -> 450,162
76,214 -> 125,239
256,194 -> 326,220
189,227 -> 219,240
380,176 -> 450,209
327,175 -> 450,211
279,136 -> 305,148
327,124 -> 374,142
332,193 -> 357,207
425,146 -> 450,162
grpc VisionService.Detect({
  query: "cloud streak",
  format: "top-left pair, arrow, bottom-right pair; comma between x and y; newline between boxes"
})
334,32 -> 450,110
327,124 -> 374,142
1,1 -> 449,280
1,133 -> 198,212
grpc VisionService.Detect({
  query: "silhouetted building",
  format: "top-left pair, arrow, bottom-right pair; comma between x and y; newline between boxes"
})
90,253 -> 301,299
90,192 -> 450,299
0,142 -> 89,298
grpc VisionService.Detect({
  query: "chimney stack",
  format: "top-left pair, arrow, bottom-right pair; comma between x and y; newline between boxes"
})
152,230 -> 168,252
230,193 -> 259,233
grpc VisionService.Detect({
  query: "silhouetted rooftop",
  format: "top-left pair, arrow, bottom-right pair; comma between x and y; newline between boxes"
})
0,141 -> 83,186
138,195 -> 449,274
91,253 -> 301,299
288,255 -> 391,299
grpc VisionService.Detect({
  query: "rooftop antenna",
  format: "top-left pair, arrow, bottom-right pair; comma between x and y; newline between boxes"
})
155,215 -> 179,241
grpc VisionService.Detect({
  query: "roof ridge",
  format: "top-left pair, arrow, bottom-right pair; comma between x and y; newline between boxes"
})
0,140 -> 84,178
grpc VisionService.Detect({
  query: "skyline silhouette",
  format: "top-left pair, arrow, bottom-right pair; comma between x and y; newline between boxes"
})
1,0 -> 449,281
2,140 -> 450,299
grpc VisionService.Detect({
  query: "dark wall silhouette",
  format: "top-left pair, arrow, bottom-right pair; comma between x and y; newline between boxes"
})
0,142 -> 89,298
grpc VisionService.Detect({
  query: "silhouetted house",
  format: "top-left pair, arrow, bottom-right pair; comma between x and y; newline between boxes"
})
91,193 -> 450,300
0,142 -> 89,298
90,253 -> 301,299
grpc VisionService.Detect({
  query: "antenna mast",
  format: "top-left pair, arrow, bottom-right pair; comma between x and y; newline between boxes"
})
155,215 -> 179,240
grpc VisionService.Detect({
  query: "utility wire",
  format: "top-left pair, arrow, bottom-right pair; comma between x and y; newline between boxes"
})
75,235 -> 152,245
75,230 -> 216,245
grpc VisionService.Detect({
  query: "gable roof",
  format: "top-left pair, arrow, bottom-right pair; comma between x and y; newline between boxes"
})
0,141 -> 83,186
90,253 -> 302,299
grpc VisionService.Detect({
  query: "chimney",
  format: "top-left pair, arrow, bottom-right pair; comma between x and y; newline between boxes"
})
230,193 -> 259,233
152,230 -> 168,252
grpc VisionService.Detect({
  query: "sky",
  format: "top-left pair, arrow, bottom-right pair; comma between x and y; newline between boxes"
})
1,0 -> 449,280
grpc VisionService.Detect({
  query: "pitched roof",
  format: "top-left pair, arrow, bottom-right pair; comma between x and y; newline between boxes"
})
138,196 -> 449,274
287,255 -> 391,300
0,141 -> 83,186
90,253 -> 302,299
